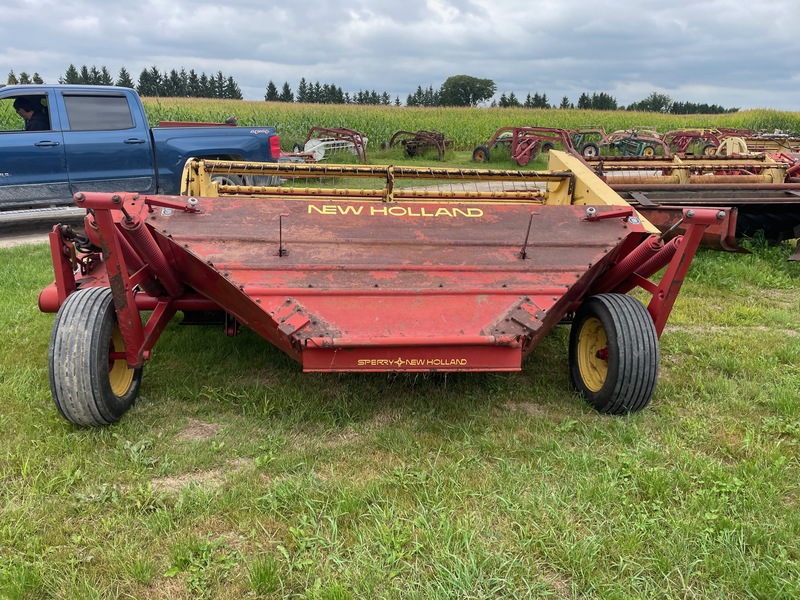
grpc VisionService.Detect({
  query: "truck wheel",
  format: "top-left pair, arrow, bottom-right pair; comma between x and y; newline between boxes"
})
472,145 -> 490,162
211,174 -> 243,187
569,293 -> 658,414
49,287 -> 142,426
581,142 -> 600,158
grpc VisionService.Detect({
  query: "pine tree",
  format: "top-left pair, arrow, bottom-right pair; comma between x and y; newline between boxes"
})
297,78 -> 308,103
187,70 -> 201,97
61,64 -> 80,84
98,66 -> 113,85
7,70 -> 18,84
279,82 -> 294,102
265,80 -> 279,101
116,67 -> 135,88
524,93 -> 533,108
224,76 -> 242,100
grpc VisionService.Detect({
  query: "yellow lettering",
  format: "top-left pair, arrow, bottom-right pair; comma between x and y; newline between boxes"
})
312,203 -> 482,219
340,205 -> 363,215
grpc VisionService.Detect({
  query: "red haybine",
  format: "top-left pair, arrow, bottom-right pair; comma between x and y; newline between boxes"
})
39,152 -> 723,426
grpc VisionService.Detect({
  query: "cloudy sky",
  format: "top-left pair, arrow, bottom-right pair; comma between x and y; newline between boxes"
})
3,0 -> 799,110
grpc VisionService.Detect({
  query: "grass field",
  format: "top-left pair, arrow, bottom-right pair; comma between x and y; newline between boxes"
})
1,227 -> 799,598
2,97 -> 800,597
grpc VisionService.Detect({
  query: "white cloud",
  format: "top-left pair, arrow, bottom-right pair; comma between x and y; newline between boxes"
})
2,0 -> 799,110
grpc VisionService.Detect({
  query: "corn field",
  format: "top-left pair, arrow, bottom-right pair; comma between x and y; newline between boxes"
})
142,97 -> 800,152
1,94 -> 799,152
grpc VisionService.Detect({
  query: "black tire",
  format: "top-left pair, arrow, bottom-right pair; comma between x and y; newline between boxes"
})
472,145 -> 490,163
49,287 -> 142,426
210,174 -> 243,187
701,143 -> 717,156
541,142 -> 554,153
581,142 -> 600,158
569,294 -> 659,414
292,142 -> 304,153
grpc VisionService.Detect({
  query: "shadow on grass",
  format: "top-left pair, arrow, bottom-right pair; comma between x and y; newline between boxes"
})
134,317 -> 581,432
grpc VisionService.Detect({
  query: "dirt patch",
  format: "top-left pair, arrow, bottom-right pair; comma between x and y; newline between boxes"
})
176,418 -> 221,441
150,468 -> 227,494
289,427 -> 361,450
504,401 -> 548,417
132,575 -> 187,600
150,458 -> 250,494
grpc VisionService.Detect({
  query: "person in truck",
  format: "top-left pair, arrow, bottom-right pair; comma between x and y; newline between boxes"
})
13,96 -> 49,131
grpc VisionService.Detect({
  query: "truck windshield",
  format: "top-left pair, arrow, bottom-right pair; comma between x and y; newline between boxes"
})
62,94 -> 134,131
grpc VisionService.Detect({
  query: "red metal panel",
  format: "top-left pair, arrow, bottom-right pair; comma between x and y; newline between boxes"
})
302,345 -> 522,372
150,196 -> 646,371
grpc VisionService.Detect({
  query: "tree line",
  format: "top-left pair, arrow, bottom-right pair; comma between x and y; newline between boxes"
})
6,65 -> 243,100
264,78 -> 399,106
6,67 -> 739,113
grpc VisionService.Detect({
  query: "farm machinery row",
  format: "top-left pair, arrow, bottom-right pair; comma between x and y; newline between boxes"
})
472,126 -> 800,164
470,126 -> 800,255
583,152 -> 800,256
39,151 -> 725,426
284,127 -> 453,163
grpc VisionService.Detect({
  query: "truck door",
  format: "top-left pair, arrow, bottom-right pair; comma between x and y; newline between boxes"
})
58,91 -> 156,195
0,90 -> 70,209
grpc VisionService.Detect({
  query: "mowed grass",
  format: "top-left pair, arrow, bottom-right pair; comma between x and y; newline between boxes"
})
1,231 -> 799,598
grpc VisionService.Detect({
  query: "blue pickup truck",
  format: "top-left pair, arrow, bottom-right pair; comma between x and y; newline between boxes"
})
0,84 -> 280,222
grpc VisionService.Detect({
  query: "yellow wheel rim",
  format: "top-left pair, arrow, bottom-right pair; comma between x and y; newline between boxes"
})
577,317 -> 608,392
109,326 -> 135,397
643,146 -> 655,157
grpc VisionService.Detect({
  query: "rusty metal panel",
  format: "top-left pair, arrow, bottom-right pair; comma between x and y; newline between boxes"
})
153,196 -> 644,371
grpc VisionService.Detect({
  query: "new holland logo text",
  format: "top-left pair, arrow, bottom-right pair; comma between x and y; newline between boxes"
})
308,204 -> 483,218
357,357 -> 468,367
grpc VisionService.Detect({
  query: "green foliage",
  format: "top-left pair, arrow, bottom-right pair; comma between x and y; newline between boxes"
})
627,91 -> 673,113
439,74 -> 496,107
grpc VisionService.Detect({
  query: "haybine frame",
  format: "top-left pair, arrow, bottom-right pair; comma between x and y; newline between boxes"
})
40,151 -> 724,426
584,153 -> 800,253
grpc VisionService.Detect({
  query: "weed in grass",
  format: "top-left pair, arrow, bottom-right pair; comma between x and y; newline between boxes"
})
125,554 -> 158,585
166,536 -> 241,598
0,561 -> 43,600
248,554 -> 282,596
